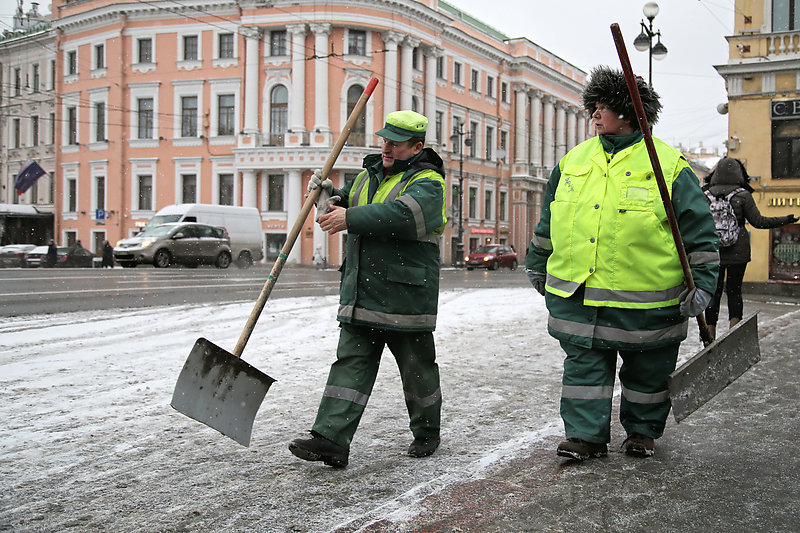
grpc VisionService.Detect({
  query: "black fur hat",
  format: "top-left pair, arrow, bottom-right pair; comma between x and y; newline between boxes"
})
582,66 -> 662,127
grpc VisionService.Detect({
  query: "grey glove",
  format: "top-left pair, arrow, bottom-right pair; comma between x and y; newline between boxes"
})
678,287 -> 713,317
307,169 -> 333,194
526,269 -> 546,296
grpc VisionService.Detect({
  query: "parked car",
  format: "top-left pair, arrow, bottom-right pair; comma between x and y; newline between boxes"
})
114,223 -> 232,268
465,245 -> 518,271
0,244 -> 37,267
57,246 -> 94,268
23,245 -> 50,267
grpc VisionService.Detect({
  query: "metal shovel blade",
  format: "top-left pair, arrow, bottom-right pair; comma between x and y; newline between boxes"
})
171,337 -> 276,446
669,311 -> 760,423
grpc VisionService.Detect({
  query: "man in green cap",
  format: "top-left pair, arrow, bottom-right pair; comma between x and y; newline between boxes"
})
289,110 -> 448,467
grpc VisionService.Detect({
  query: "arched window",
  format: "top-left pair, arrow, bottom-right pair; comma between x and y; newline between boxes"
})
270,85 -> 288,145
347,84 -> 365,147
411,97 -> 418,113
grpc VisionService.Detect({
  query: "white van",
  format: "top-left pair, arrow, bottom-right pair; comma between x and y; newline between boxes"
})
144,204 -> 264,268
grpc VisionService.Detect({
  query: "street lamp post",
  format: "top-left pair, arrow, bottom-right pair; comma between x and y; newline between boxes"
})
450,122 -> 472,268
633,1 -> 668,87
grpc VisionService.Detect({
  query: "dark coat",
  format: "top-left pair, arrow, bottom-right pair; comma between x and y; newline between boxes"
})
703,158 -> 794,266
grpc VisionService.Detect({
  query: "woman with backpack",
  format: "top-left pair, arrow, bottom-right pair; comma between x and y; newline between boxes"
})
702,157 -> 798,340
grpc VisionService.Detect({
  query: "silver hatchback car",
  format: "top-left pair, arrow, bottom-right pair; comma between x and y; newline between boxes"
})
114,223 -> 232,268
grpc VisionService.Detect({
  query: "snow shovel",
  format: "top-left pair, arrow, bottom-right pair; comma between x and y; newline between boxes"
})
611,24 -> 761,423
171,77 -> 380,446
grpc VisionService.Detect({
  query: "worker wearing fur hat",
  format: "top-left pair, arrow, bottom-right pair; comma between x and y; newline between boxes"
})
525,66 -> 719,460
290,110 -> 447,467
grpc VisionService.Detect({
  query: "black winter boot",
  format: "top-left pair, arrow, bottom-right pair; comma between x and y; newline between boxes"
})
408,436 -> 440,458
289,433 -> 349,467
556,438 -> 608,461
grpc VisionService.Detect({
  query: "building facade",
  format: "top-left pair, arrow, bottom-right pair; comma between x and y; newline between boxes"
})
715,0 -> 800,283
4,0 -> 588,265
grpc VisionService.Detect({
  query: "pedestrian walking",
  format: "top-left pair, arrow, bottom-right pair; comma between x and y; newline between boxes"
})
102,240 -> 115,268
289,110 -> 447,467
525,66 -> 719,460
702,157 -> 797,340
46,239 -> 57,268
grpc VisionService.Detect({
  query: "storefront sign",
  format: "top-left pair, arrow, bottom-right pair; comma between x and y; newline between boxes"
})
767,196 -> 800,207
771,99 -> 800,120
470,229 -> 494,234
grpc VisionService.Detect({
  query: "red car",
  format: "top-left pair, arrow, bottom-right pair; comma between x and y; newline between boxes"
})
465,245 -> 518,271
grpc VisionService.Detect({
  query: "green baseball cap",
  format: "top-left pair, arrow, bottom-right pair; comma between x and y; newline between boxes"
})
376,110 -> 427,142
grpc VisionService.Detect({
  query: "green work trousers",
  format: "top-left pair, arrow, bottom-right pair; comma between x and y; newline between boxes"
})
312,323 -> 442,449
559,341 -> 679,443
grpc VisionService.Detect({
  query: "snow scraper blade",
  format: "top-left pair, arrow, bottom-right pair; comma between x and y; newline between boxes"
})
669,311 -> 760,423
171,338 -> 275,446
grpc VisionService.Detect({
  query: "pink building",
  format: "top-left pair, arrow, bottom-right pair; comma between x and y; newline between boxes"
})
39,0 -> 588,265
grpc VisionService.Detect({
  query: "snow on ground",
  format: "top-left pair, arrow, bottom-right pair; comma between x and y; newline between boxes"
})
0,287 -> 706,532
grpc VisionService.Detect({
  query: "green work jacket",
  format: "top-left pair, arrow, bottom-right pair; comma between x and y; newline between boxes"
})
526,133 -> 719,349
331,147 -> 447,331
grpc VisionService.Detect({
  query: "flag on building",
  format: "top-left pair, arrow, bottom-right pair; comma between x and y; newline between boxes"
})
15,159 -> 47,195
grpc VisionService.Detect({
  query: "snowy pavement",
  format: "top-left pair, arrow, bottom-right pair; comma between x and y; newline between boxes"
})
1,288 -> 798,532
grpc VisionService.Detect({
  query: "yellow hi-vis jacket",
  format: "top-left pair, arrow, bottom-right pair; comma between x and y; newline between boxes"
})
546,136 -> 688,309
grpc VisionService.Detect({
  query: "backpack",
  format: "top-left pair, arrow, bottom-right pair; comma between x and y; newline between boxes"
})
704,188 -> 745,247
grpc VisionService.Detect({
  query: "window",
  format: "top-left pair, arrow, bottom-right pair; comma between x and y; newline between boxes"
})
436,56 -> 445,79
501,82 -> 508,103
218,94 -> 235,136
270,85 -> 287,144
412,47 -> 419,70
13,119 -> 20,148
471,69 -> 479,92
500,130 -> 508,162
67,107 -> 77,145
138,98 -> 154,139
772,119 -> 800,179
181,96 -> 198,137
219,173 -> 234,205
469,187 -> 477,218
499,191 -> 507,221
50,112 -> 55,144
773,0 -> 800,31
219,33 -> 234,59
347,84 -> 366,146
14,68 -> 21,95
451,184 -> 461,215
469,121 -> 478,158
50,60 -> 55,90
32,64 -> 39,93
183,35 -> 198,60
348,30 -> 366,56
487,76 -> 494,99
182,174 -> 197,203
138,38 -> 152,63
96,176 -> 105,211
138,175 -> 153,210
485,126 -> 494,160
268,174 -> 284,211
270,30 -> 287,56
484,190 -> 492,219
68,178 -> 77,212
95,103 -> 105,142
31,116 -> 39,146
95,45 -> 104,69
454,62 -> 462,86
435,111 -> 443,145
67,51 -> 77,75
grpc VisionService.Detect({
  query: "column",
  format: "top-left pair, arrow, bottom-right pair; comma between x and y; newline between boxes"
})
566,106 -> 577,151
382,31 -> 404,114
400,36 -> 420,111
528,89 -> 542,169
311,23 -> 331,138
578,111 -> 587,143
288,24 -> 307,135
514,84 -> 528,165
424,46 -> 442,145
242,27 -> 261,134
542,95 -> 555,170
286,169 -> 302,264
555,101 -> 567,162
242,170 -> 257,208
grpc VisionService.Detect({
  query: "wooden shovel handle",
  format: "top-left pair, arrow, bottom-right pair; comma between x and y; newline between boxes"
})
610,24 -> 713,346
232,77 -> 380,357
